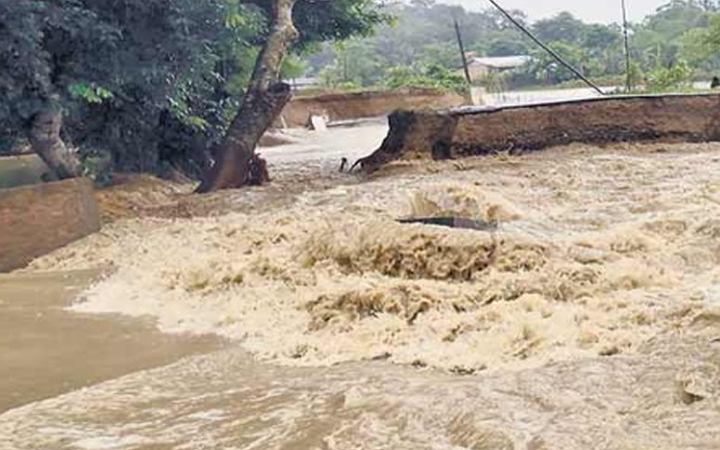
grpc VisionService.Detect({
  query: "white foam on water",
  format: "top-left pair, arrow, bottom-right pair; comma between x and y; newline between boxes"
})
27,141 -> 720,373
9,137 -> 720,449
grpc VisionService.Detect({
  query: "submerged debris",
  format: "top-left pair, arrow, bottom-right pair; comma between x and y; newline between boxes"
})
397,216 -> 498,231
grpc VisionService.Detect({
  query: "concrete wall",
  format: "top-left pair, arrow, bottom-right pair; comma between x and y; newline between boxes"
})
279,88 -> 467,128
0,178 -> 101,272
358,94 -> 720,170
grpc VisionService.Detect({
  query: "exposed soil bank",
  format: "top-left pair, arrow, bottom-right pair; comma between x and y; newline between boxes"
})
358,93 -> 720,170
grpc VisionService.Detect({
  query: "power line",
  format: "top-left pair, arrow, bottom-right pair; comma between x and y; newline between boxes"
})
484,0 -> 606,96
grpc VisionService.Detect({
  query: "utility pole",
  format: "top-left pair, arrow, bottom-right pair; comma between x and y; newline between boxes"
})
454,18 -> 473,85
621,0 -> 632,92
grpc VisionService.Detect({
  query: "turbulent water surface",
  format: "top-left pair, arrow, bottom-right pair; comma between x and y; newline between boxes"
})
3,125 -> 720,449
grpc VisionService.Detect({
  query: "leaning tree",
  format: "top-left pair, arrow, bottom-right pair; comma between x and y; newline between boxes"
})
0,0 -> 251,181
0,0 -> 85,178
196,0 -> 387,192
0,0 -> 384,184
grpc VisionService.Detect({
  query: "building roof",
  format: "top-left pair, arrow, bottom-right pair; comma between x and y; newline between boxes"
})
468,55 -> 530,70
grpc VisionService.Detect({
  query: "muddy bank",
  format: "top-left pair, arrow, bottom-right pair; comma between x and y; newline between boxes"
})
358,93 -> 720,170
0,270 -> 220,412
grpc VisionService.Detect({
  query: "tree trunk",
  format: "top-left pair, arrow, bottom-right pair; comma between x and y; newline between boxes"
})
28,106 -> 81,181
196,0 -> 298,193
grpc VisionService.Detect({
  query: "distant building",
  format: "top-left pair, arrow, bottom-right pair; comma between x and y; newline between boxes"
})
286,77 -> 319,92
461,55 -> 531,81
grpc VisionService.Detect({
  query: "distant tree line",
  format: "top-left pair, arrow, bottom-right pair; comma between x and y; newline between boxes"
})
310,0 -> 720,90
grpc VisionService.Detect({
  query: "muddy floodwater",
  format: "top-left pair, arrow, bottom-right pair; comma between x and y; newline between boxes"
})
2,124 -> 720,449
0,271 -> 220,412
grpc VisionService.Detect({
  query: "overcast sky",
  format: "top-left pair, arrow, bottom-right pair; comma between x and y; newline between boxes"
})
439,0 -> 669,24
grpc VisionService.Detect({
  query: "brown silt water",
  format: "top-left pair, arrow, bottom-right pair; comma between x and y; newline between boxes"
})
2,125 -> 720,449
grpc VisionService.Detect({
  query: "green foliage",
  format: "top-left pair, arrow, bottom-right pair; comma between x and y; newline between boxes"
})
385,64 -> 468,94
707,12 -> 720,44
635,1 -> 718,69
532,12 -> 586,44
294,0 -> 390,47
307,1 -> 523,82
647,60 -> 694,91
305,0 -> 720,93
319,40 -> 384,87
0,0 -> 388,177
627,61 -> 646,90
281,55 -> 310,80
701,12 -> 720,70
67,84 -> 114,105
522,42 -> 589,84
680,27 -> 711,66
6,0 -> 718,180
485,33 -> 532,57
0,0 -> 242,173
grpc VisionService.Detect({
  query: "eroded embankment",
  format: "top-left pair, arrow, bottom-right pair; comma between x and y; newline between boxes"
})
357,93 -> 720,170
27,142 -> 720,374
279,88 -> 467,128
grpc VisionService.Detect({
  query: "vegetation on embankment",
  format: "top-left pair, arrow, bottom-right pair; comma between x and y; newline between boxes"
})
4,1 -> 720,186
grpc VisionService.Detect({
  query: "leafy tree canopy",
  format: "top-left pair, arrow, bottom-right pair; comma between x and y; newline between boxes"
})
308,0 -> 720,92
0,0 -> 388,177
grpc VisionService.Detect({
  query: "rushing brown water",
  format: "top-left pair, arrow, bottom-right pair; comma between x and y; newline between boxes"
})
3,127 -> 720,449
0,271 -> 220,412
